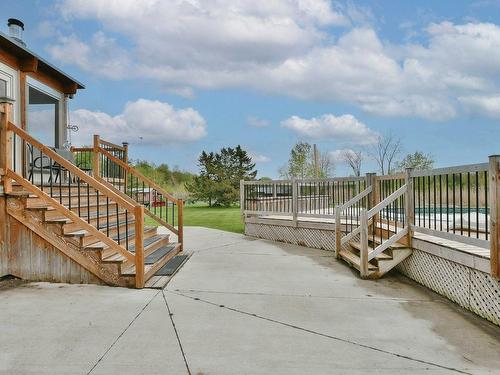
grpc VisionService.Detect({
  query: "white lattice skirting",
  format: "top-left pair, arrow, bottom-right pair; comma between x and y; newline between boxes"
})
396,250 -> 500,326
245,222 -> 336,251
245,222 -> 500,327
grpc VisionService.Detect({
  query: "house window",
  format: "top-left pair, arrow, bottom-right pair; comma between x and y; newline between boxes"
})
27,83 -> 61,148
0,78 -> 6,97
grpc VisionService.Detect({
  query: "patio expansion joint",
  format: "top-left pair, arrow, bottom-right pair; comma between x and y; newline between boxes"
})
162,289 -> 192,375
169,290 -> 475,375
86,290 -> 161,375
170,288 -> 440,303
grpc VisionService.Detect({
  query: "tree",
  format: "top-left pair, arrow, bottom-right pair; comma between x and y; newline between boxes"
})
186,146 -> 257,207
279,142 -> 334,178
288,142 -> 312,179
397,151 -> 434,171
316,149 -> 335,178
342,149 -> 363,176
185,151 -> 218,206
369,133 -> 402,175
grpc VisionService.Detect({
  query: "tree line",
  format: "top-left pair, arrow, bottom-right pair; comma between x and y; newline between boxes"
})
279,134 -> 434,179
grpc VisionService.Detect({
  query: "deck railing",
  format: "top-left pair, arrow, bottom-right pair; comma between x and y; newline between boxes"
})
93,136 -> 183,249
241,177 -> 366,221
411,164 -> 489,248
241,158 -> 500,278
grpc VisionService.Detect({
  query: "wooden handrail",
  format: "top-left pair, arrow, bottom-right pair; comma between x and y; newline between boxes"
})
98,147 -> 179,203
7,122 -> 138,212
97,145 -> 182,235
337,186 -> 372,212
99,138 -> 126,151
7,170 -> 136,263
367,184 -> 407,218
71,146 -> 93,152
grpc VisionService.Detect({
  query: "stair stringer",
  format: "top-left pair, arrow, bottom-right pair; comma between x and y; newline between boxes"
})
369,248 -> 413,279
6,196 -> 131,287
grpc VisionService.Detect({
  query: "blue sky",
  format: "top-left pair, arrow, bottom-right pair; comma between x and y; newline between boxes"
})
4,0 -> 500,177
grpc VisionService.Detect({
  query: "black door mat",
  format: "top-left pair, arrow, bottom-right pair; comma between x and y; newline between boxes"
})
144,244 -> 177,264
155,254 -> 189,276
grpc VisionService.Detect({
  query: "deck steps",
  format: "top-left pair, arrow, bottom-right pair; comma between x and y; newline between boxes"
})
340,235 -> 412,278
9,172 -> 184,288
339,250 -> 377,271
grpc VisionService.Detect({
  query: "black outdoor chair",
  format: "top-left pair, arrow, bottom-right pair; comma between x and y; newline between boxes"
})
28,146 -> 93,183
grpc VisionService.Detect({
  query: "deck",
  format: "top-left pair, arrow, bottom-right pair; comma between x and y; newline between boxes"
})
256,214 -> 490,260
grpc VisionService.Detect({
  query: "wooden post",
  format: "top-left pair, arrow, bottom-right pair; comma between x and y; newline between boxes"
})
489,155 -> 500,279
134,204 -> 145,288
292,178 -> 298,227
366,173 -> 377,210
122,142 -> 128,193
178,199 -> 184,252
0,102 -> 13,194
240,180 -> 245,216
405,168 -> 415,248
360,208 -> 369,278
93,135 -> 100,178
335,206 -> 341,258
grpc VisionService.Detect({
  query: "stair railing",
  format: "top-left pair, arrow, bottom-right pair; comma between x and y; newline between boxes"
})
0,103 -> 146,288
358,183 -> 409,276
92,136 -> 183,250
334,185 -> 372,258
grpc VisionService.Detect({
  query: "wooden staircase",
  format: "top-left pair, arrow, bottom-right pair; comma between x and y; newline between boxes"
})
0,104 -> 184,288
335,181 -> 413,279
339,235 -> 412,279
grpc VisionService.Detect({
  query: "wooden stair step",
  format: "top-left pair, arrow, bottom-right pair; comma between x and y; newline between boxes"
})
83,226 -> 158,251
339,250 -> 378,271
128,234 -> 167,253
145,243 -> 178,265
102,252 -> 127,263
369,235 -> 408,249
348,241 -> 393,260
121,264 -> 154,277
121,243 -> 181,277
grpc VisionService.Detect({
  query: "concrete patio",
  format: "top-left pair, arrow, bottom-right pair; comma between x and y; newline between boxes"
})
1,227 -> 499,374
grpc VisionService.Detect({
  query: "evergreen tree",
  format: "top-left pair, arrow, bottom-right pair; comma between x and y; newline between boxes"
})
186,146 -> 257,206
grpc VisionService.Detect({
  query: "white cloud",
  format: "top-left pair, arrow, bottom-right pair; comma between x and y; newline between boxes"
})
249,152 -> 271,163
247,116 -> 270,127
50,2 -> 500,120
459,95 -> 500,117
69,99 -> 207,146
281,114 -> 379,145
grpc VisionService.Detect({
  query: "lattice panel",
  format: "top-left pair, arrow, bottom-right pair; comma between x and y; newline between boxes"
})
470,270 -> 500,326
397,250 -> 500,326
245,223 -> 336,251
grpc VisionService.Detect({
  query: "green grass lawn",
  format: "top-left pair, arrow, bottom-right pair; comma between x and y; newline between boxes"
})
145,204 -> 244,234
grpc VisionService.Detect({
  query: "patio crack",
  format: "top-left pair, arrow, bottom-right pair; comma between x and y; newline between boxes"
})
172,288 -> 439,303
170,290 -> 474,375
86,290 -> 161,375
162,289 -> 192,375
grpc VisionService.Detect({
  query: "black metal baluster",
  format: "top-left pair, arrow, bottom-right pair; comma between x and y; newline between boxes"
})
475,171 -> 479,239
485,171 -> 488,241
116,203 -> 120,245
459,173 -> 463,236
452,174 -> 456,234
467,172 -> 471,237
433,175 -> 436,230
125,210 -> 129,251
